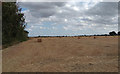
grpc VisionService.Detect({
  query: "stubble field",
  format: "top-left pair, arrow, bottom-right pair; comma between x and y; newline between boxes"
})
2,36 -> 118,72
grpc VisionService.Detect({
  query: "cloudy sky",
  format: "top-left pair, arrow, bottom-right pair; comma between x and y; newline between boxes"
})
19,1 -> 118,37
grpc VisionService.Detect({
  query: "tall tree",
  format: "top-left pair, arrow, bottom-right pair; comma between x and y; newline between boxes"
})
2,2 -> 28,45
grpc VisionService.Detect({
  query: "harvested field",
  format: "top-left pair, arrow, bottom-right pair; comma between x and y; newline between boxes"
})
2,36 -> 118,72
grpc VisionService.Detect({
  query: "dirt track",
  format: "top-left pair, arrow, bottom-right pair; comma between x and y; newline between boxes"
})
2,36 -> 118,72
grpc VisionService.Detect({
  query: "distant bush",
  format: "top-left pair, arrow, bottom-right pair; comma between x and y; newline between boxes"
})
118,31 -> 120,35
109,31 -> 117,36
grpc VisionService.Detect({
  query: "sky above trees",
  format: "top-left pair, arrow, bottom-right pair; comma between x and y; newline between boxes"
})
19,1 -> 118,36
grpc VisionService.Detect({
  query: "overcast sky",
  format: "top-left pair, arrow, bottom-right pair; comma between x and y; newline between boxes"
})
19,1 -> 118,36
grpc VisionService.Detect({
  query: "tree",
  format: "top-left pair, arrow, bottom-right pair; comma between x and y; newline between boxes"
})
2,2 -> 28,45
109,31 -> 117,36
118,31 -> 120,35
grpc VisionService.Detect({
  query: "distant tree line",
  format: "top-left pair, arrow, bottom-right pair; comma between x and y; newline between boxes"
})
2,2 -> 28,46
36,31 -> 120,38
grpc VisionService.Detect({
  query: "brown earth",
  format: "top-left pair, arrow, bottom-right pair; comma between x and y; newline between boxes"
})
2,36 -> 118,72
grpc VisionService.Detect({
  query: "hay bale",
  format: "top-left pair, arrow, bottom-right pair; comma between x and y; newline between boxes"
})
94,37 -> 96,39
59,37 -> 62,38
37,39 -> 42,42
78,37 -> 80,39
89,63 -> 94,65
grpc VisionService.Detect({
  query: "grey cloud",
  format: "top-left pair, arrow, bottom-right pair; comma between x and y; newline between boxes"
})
19,2 -> 66,17
19,2 -> 65,9
20,2 -> 118,34
82,2 -> 118,28
31,9 -> 56,17
86,2 -> 118,17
